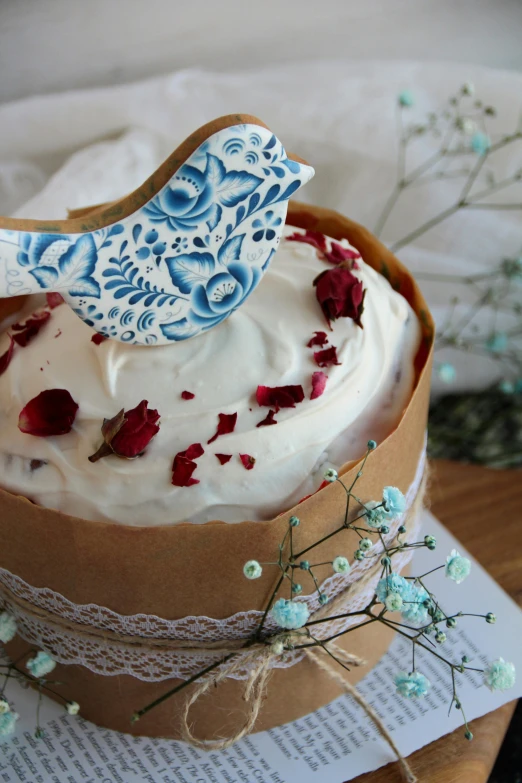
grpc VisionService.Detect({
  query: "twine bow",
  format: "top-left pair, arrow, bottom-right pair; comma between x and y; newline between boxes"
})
177,474 -> 428,783
180,635 -> 417,783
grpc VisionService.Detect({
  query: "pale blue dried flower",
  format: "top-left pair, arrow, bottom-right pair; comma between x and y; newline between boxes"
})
437,362 -> 456,384
445,549 -> 471,584
484,658 -> 516,692
486,332 -> 508,353
364,501 -> 387,528
332,556 -> 350,574
398,90 -> 415,107
471,131 -> 491,156
271,598 -> 310,630
0,612 -> 17,643
27,651 -> 56,678
401,583 -> 430,625
243,560 -> 262,580
382,486 -> 406,518
499,380 -> 514,394
395,670 -> 430,698
376,573 -> 409,603
385,592 -> 403,612
0,711 -> 18,736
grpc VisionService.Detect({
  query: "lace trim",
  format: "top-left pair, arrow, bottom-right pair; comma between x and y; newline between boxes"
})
0,447 -> 425,681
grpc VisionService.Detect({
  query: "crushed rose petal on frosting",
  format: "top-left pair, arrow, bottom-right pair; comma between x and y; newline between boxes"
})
0,335 -> 15,377
307,331 -> 328,348
179,443 -> 204,460
256,385 -> 305,410
324,241 -> 360,267
310,371 -> 328,400
313,346 -> 341,367
240,453 -> 256,470
256,409 -> 278,427
287,230 -> 360,268
314,265 -> 365,328
171,442 -> 204,486
207,412 -> 237,444
171,454 -> 199,486
286,229 -> 327,254
181,391 -> 195,400
216,453 -> 232,465
11,311 -> 51,347
91,333 -> 107,345
46,293 -> 65,309
88,400 -> 160,462
18,389 -> 79,437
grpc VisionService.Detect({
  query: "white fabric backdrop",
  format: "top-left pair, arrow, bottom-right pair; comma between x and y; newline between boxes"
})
1,60 -> 521,393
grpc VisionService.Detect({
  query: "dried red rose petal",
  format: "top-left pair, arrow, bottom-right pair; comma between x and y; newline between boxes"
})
171,454 -> 199,486
46,292 -> 64,309
18,389 -> 79,437
314,346 -> 340,367
207,412 -> 237,444
311,371 -> 328,400
181,391 -> 195,400
0,335 -> 15,377
12,311 -> 51,347
307,331 -> 328,348
256,385 -> 305,410
256,409 -> 278,427
240,453 -> 256,470
216,453 -> 232,465
91,333 -> 107,345
324,241 -> 361,266
179,443 -> 204,460
89,400 -> 160,462
314,265 -> 365,328
286,230 -> 327,254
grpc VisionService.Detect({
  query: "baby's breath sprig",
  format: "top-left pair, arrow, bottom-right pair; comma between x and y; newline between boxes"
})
236,440 -> 515,741
0,619 -> 79,737
375,83 -> 522,466
375,83 -> 522,250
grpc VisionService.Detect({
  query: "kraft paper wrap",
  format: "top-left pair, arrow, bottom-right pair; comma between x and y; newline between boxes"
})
0,202 -> 434,739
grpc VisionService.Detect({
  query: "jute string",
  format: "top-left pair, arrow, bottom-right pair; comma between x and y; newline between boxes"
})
177,475 -> 426,783
2,473 -> 426,782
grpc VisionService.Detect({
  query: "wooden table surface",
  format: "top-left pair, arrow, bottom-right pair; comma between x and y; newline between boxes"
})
353,459 -> 522,783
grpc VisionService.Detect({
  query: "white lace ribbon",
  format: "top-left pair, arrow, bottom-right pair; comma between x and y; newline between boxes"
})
0,446 -> 426,682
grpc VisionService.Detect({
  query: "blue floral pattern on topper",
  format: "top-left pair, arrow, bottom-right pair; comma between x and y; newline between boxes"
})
0,123 -> 314,346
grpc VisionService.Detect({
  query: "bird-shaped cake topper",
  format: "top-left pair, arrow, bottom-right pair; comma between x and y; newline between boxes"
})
0,115 -> 314,345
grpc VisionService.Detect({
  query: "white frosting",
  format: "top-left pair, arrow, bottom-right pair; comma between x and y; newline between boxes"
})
0,227 -> 420,525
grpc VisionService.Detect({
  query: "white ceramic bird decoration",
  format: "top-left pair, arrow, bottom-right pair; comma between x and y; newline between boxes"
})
0,115 -> 314,345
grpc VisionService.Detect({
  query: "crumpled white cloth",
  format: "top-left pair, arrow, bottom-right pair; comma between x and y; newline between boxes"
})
1,59 -> 521,393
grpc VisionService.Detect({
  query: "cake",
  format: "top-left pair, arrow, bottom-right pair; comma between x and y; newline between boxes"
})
0,116 -> 434,743
0,226 -> 421,526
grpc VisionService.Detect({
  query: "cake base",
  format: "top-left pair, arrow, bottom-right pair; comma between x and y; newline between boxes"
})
6,618 -> 394,739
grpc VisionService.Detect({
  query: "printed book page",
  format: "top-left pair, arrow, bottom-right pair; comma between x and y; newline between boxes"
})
1,510 -> 521,783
